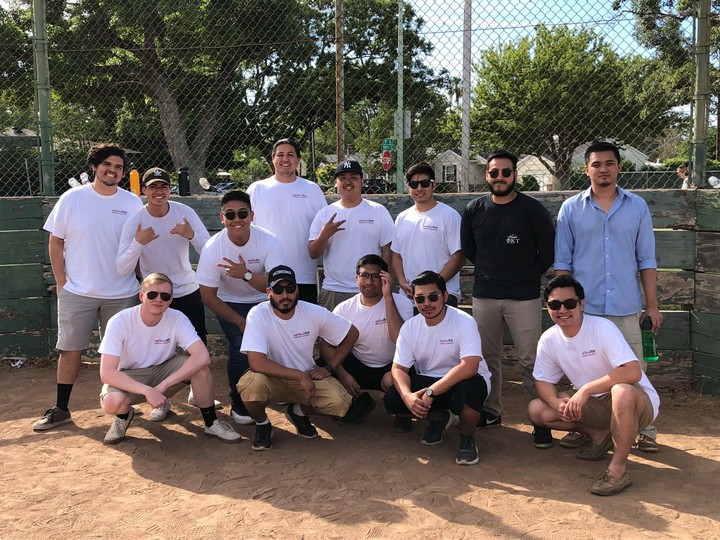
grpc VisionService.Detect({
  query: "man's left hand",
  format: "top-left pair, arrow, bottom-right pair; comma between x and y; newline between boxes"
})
171,216 -> 195,240
642,307 -> 663,333
309,366 -> 331,381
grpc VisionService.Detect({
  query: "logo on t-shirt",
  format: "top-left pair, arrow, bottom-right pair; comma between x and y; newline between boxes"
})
293,194 -> 308,199
422,224 -> 439,232
294,331 -> 311,339
505,234 -> 519,244
154,338 -> 171,345
247,258 -> 261,265
374,317 -> 387,326
358,219 -> 375,224
582,349 -> 597,358
439,338 -> 454,345
112,209 -> 129,216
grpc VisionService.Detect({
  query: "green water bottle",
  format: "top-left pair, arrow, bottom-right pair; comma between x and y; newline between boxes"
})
641,317 -> 658,363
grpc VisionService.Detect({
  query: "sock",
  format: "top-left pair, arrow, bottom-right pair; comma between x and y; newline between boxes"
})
116,411 -> 129,420
200,406 -> 217,427
256,418 -> 270,426
293,403 -> 306,417
56,383 -> 73,411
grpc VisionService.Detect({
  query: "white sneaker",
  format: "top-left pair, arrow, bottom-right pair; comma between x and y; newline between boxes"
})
204,419 -> 243,444
187,389 -> 222,410
449,410 -> 460,428
104,408 -> 135,445
149,399 -> 172,422
231,408 -> 254,425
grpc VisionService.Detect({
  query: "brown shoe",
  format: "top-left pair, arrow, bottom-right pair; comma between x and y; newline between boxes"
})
558,431 -> 591,449
590,469 -> 632,496
577,433 -> 613,461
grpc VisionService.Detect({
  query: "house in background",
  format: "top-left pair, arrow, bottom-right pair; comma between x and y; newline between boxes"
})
432,149 -> 487,191
572,143 -> 649,171
517,154 -> 557,191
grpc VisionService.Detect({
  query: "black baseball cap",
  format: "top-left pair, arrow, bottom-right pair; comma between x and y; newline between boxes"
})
142,167 -> 171,186
268,265 -> 297,287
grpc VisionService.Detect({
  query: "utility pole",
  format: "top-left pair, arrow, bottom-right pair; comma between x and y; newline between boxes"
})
32,0 -> 54,195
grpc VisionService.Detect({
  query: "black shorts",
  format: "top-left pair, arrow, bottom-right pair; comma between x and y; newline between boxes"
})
341,353 -> 391,392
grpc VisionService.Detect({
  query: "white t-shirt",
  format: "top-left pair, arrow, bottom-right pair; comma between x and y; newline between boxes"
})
392,202 -> 462,299
394,306 -> 491,389
44,184 -> 143,298
99,305 -> 200,370
241,301 -> 352,372
196,225 -> 283,304
333,292 -> 414,367
533,315 -> 660,420
309,199 -> 396,292
116,201 -> 210,298
247,176 -> 327,284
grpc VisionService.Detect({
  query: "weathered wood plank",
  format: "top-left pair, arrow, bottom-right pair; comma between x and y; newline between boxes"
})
692,357 -> 720,395
0,331 -> 51,358
654,230 -> 695,269
0,198 -> 45,230
0,230 -> 45,264
690,311 -> 720,356
696,232 -> 720,273
0,297 -> 51,332
0,265 -> 47,299
696,190 -> 720,231
656,270 -> 694,307
695,273 -> 720,313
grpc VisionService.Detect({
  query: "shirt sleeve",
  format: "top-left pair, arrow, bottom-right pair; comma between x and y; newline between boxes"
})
378,206 -> 396,247
635,199 -> 657,271
318,309 -> 352,347
115,210 -> 142,276
460,201 -> 476,264
188,209 -> 211,254
393,324 -> 416,368
553,201 -> 574,272
195,241 -> 221,287
240,306 -> 269,354
445,207 -> 462,254
308,208 -> 325,242
532,334 -> 565,383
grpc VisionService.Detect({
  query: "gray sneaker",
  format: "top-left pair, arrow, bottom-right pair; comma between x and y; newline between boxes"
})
104,408 -> 135,445
149,399 -> 171,422
32,406 -> 72,432
204,419 -> 243,444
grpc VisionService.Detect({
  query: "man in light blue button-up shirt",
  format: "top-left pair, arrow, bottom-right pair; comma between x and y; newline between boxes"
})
554,141 -> 663,454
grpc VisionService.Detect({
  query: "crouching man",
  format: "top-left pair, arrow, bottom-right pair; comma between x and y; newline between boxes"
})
527,275 -> 660,496
99,273 -> 241,445
383,271 -> 491,466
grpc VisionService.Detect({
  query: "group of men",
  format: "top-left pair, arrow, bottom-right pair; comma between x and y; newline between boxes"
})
32,139 -> 662,496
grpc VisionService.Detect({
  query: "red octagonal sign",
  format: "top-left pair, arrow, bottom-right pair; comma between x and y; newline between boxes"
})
382,150 -> 392,171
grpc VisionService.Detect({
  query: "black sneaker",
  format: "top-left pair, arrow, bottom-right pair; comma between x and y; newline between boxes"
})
252,422 -> 273,451
455,434 -> 480,465
32,406 -> 72,432
421,409 -> 451,446
284,404 -> 319,439
393,415 -> 412,433
533,426 -> 554,449
477,411 -> 502,428
339,392 -> 376,425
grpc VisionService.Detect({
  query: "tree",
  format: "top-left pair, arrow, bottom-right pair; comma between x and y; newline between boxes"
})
471,25 -> 680,188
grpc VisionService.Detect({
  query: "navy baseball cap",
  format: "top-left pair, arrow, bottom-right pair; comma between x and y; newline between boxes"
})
335,160 -> 363,177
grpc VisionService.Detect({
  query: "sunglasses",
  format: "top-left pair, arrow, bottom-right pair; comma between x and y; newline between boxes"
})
146,290 -> 172,301
407,179 -> 433,189
546,298 -> 580,310
414,292 -> 441,304
358,272 -> 382,281
488,168 -> 514,179
271,283 -> 297,295
222,209 -> 250,221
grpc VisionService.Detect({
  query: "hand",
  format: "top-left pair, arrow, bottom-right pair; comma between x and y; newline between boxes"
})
563,392 -> 587,422
171,216 -> 194,240
309,366 -> 331,381
135,222 -> 159,245
145,387 -> 167,409
320,212 -> 346,239
404,388 -> 432,419
337,371 -> 361,398
55,275 -> 67,293
556,397 -> 576,422
642,307 -> 663,333
217,255 -> 248,279
399,282 -> 413,298
299,372 -> 317,399
380,270 -> 393,297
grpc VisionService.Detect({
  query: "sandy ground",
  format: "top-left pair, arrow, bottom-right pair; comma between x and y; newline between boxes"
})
1,361 -> 719,540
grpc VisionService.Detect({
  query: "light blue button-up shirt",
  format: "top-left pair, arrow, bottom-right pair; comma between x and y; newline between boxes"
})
554,187 -> 656,317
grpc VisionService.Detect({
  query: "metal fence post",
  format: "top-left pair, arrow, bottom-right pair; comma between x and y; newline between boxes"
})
31,0 -> 54,195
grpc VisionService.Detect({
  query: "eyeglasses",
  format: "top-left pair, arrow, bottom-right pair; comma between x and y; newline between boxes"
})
546,298 -> 580,310
358,272 -> 382,281
407,179 -> 433,189
146,290 -> 172,302
414,292 -> 441,304
222,209 -> 250,221
271,283 -> 297,295
488,168 -> 514,179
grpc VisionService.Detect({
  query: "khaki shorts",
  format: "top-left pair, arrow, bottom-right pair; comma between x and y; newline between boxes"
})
100,354 -> 189,405
318,288 -> 356,312
238,371 -> 353,417
566,385 -> 654,430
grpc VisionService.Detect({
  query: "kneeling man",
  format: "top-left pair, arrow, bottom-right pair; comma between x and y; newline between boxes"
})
99,273 -> 241,445
528,275 -> 660,496
383,271 -> 491,466
239,265 -> 373,450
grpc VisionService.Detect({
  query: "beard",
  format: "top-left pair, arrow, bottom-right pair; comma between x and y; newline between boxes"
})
270,295 -> 298,314
486,177 -> 515,197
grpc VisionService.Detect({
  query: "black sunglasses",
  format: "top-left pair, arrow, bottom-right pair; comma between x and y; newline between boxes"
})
414,292 -> 441,304
407,179 -> 433,189
547,298 -> 580,311
222,209 -> 250,221
146,290 -> 172,302
488,168 -> 514,179
271,283 -> 297,295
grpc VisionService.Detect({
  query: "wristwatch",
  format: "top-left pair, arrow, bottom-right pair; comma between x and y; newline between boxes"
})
425,387 -> 435,398
242,271 -> 253,282
323,364 -> 335,375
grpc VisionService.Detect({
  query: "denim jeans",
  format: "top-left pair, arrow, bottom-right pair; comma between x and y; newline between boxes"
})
217,301 -> 258,410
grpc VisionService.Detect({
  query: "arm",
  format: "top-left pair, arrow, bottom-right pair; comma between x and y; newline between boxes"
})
424,355 -> 480,397
247,350 -> 316,399
553,203 -> 574,273
459,205 -> 476,265
535,380 -> 576,422
115,221 -> 153,277
564,361 -> 642,419
216,256 -> 268,293
438,250 -> 466,285
48,235 -> 67,291
380,243 -> 393,277
382,274 -> 405,343
640,268 -> 663,332
311,325 -> 359,380
308,212 -> 345,259
534,206 -> 556,275
199,284 -> 247,332
154,340 -> 211,394
391,251 -> 412,297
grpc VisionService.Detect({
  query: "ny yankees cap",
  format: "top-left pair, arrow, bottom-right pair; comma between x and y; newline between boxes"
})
335,160 -> 363,177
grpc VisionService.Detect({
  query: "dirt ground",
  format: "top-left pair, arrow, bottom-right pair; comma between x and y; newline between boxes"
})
1,360 -> 719,540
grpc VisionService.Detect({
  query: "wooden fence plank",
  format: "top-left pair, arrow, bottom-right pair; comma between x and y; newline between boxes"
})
0,332 -> 51,358
0,265 -> 47,299
695,273 -> 720,313
690,311 -> 720,356
696,190 -> 720,231
0,198 -> 45,230
0,297 -> 51,332
696,232 -> 720,273
0,230 -> 45,264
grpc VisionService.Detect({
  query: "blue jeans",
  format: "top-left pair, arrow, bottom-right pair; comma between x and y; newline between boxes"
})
217,302 -> 258,410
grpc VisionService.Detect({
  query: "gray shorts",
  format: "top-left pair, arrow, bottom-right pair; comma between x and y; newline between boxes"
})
318,288 -> 355,311
100,354 -> 189,404
56,288 -> 137,351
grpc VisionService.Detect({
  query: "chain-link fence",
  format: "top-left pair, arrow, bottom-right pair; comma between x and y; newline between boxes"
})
1,0 -> 718,196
